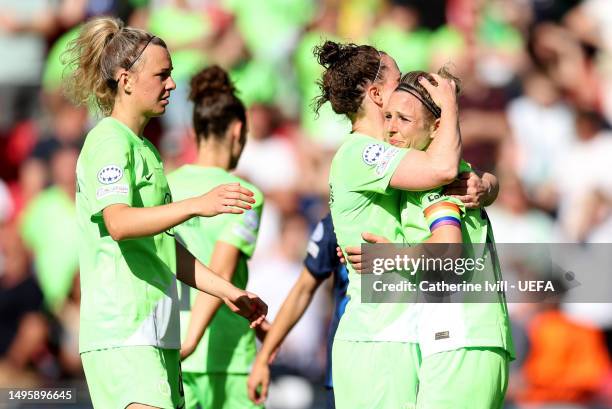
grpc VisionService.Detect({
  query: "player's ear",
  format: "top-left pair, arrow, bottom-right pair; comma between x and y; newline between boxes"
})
429,118 -> 441,136
230,120 -> 243,143
367,83 -> 384,108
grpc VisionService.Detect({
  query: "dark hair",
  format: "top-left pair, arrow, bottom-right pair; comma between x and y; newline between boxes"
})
396,65 -> 461,124
313,40 -> 387,118
189,65 -> 246,142
63,17 -> 167,115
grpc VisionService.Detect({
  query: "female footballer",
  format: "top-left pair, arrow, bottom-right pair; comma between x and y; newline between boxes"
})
66,17 -> 267,409
345,69 -> 514,409
166,66 -> 266,409
314,40 -> 460,409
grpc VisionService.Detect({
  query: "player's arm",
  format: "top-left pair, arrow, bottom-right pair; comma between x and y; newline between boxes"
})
102,183 -> 254,241
176,241 -> 267,329
180,241 -> 240,359
345,200 -> 463,272
390,75 -> 461,190
248,267 -> 324,404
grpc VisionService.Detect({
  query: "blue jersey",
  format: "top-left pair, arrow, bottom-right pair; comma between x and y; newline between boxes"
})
304,213 -> 349,388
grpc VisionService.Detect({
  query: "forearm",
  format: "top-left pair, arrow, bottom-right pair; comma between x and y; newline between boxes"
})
183,291 -> 223,349
257,271 -> 320,362
424,105 -> 461,182
181,258 -> 240,301
103,199 -> 197,241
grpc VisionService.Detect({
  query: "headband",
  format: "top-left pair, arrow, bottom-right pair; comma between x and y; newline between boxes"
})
126,35 -> 156,71
395,83 -> 441,118
107,36 -> 156,90
373,50 -> 383,82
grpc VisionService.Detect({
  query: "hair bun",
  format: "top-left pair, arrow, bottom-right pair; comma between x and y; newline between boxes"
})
314,40 -> 360,68
189,65 -> 236,102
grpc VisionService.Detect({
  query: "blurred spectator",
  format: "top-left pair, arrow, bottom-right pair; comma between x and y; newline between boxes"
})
510,302 -> 610,406
0,0 -> 58,132
0,223 -> 47,387
506,69 -> 576,208
20,147 -> 79,313
147,0 -> 218,133
552,110 -> 612,243
369,3 -> 431,73
487,170 -> 555,243
236,104 -> 301,210
0,179 -> 14,224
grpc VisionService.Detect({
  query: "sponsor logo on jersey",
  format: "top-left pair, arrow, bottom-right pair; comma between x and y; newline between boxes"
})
96,184 -> 129,199
97,165 -> 123,184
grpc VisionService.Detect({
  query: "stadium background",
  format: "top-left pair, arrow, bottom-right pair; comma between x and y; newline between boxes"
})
1,0 -> 612,407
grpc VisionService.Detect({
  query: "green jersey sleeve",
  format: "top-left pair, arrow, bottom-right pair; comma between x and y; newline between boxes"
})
217,196 -> 263,258
83,136 -> 134,218
344,137 -> 408,194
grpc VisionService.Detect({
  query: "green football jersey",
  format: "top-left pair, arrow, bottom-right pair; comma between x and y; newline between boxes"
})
329,133 -> 423,342
167,165 -> 264,374
399,160 -> 515,358
76,117 -> 180,353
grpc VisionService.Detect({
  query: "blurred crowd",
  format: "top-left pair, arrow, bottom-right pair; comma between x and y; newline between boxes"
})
2,0 -> 612,408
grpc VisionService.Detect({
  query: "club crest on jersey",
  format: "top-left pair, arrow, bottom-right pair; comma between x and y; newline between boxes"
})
97,165 -> 123,184
362,144 -> 385,166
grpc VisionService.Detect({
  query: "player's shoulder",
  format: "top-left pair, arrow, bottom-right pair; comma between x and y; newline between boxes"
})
331,134 -> 395,174
82,117 -> 133,154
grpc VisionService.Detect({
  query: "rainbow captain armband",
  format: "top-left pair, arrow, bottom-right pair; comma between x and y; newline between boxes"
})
424,201 -> 461,232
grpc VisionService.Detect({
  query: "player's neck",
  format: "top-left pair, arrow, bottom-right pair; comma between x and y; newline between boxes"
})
110,107 -> 148,137
351,108 -> 384,141
195,141 -> 231,170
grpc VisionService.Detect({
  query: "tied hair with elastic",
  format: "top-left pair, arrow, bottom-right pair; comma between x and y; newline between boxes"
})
395,82 -> 442,119
106,35 -> 156,90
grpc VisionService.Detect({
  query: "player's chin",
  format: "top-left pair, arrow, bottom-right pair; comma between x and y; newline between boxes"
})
149,104 -> 168,117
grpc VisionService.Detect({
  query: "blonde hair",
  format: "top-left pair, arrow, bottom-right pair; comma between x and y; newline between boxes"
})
397,65 -> 461,125
63,17 -> 167,115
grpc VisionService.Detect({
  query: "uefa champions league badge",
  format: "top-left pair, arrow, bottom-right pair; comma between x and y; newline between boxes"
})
97,165 -> 123,184
362,144 -> 385,166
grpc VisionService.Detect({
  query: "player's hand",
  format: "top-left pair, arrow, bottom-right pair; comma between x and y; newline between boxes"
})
179,339 -> 197,360
254,320 -> 280,363
345,232 -> 390,273
418,73 -> 457,111
247,357 -> 270,404
224,290 -> 267,328
194,183 -> 255,217
336,246 -> 346,264
444,171 -> 490,209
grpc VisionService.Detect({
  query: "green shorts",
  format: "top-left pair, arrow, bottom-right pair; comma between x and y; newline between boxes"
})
416,347 -> 509,409
332,340 -> 421,409
183,372 -> 262,409
81,346 -> 184,409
